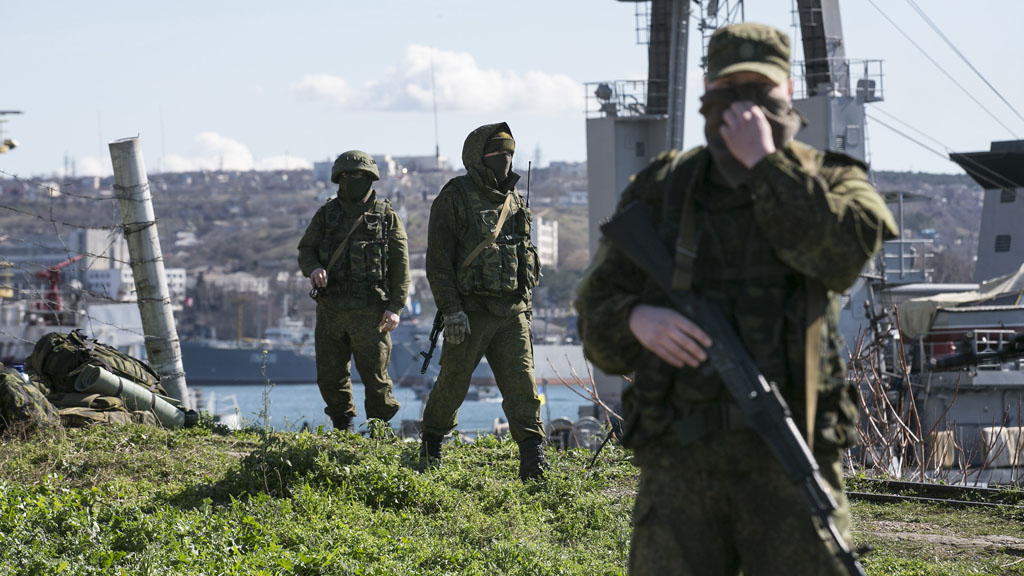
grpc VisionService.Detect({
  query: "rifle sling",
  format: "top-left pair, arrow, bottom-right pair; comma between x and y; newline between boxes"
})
461,193 -> 513,269
804,280 -> 824,452
325,214 -> 366,273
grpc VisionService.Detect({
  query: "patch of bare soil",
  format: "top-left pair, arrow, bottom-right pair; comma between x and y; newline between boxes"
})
864,520 -> 1024,555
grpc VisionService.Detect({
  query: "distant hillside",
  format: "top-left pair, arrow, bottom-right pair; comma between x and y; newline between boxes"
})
0,167 -> 987,337
872,171 -> 983,283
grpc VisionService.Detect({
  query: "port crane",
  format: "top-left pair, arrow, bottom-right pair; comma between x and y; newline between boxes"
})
34,254 -> 83,313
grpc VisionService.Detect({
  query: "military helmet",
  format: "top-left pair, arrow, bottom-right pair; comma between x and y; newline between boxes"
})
331,150 -> 380,183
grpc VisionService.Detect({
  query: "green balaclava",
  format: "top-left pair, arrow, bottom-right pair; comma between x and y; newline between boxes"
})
482,130 -> 515,183
700,84 -> 804,188
337,172 -> 374,203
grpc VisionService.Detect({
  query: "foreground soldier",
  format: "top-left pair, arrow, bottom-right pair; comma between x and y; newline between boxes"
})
575,23 -> 897,575
420,123 -> 548,480
298,150 -> 410,432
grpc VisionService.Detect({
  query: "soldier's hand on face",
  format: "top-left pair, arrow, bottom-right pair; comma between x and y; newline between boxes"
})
378,311 -> 400,333
310,267 -> 328,289
628,304 -> 712,368
720,100 -> 776,168
442,311 -> 471,345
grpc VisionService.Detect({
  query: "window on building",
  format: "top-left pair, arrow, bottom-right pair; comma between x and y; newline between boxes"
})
1001,189 -> 1017,203
995,235 -> 1012,252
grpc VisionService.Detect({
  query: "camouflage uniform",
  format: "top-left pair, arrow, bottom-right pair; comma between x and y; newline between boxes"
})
575,23 -> 898,576
421,123 -> 546,476
298,151 -> 410,429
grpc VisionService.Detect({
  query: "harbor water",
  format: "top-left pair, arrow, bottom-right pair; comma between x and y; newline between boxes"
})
194,382 -> 595,435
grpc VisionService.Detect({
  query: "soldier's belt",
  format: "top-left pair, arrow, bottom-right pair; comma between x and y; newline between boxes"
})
673,402 -> 748,447
322,280 -> 382,294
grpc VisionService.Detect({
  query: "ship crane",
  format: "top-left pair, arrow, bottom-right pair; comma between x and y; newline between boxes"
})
33,254 -> 83,313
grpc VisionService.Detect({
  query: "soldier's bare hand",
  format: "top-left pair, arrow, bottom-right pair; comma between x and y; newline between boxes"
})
720,101 -> 775,169
310,267 -> 328,289
628,304 -> 712,368
378,311 -> 400,333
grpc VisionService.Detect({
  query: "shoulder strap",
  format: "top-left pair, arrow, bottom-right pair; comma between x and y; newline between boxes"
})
461,193 -> 514,269
326,214 -> 367,273
662,150 -> 704,291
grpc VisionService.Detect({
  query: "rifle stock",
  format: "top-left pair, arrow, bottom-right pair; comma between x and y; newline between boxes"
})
600,201 -> 866,576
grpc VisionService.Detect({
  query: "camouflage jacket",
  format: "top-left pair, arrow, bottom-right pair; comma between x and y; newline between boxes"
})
297,191 -> 410,313
575,142 -> 898,449
426,123 -> 540,317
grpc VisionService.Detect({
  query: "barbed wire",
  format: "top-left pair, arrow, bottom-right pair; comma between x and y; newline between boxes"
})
1,165 -> 188,363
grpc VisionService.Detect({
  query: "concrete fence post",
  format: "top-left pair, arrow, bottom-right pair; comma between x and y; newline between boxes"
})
108,137 -> 189,408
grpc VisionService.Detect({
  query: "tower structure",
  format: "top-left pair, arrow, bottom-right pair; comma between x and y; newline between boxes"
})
950,140 -> 1024,282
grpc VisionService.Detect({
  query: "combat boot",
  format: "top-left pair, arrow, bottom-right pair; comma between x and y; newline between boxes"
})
517,436 -> 550,481
331,415 -> 354,433
420,432 -> 444,463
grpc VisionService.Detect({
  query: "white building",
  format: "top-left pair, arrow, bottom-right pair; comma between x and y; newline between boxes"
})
371,154 -> 397,179
85,268 -> 136,301
202,270 -> 270,297
84,266 -> 187,305
393,155 -> 452,173
558,191 -> 589,207
532,216 -> 559,271
166,268 -> 187,305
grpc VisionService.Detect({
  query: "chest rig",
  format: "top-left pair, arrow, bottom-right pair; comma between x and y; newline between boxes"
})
449,176 -> 540,297
637,149 -> 828,448
321,199 -> 391,300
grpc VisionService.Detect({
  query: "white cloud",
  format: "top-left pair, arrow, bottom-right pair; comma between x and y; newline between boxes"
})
158,133 -> 311,173
292,45 -> 583,114
164,132 -> 254,172
256,155 -> 311,171
76,156 -> 114,177
293,74 -> 353,106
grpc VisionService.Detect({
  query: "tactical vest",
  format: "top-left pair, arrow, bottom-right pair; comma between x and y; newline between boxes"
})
321,199 -> 391,300
624,147 -> 855,452
449,176 -> 541,297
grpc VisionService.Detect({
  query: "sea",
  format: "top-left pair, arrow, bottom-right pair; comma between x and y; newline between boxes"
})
193,382 -> 593,435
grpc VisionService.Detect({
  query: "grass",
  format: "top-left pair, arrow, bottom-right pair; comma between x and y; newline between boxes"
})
0,423 -> 634,575
3,424 -> 1024,575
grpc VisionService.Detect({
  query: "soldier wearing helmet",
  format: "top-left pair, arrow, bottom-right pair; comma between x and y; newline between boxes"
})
298,150 -> 410,431
575,23 -> 897,575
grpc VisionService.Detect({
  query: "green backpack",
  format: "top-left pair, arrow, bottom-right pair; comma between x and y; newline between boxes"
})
0,365 -> 61,434
29,330 -> 165,396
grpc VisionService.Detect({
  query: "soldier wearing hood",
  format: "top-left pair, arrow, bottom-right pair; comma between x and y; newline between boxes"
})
420,123 -> 548,481
576,23 -> 898,575
298,150 -> 410,432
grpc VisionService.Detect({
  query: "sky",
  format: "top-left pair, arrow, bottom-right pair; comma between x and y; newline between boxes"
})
3,0 -> 1023,178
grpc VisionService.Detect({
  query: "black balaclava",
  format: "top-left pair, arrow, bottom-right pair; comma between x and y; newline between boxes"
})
337,173 -> 373,203
483,152 -> 512,183
700,83 -> 804,188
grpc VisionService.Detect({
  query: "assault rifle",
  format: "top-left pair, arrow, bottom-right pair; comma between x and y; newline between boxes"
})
600,201 -> 866,576
420,310 -> 445,374
930,332 -> 1024,371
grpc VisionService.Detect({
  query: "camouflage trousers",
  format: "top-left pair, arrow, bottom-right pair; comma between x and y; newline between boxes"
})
629,429 -> 852,576
314,299 -> 400,424
421,310 -> 544,442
